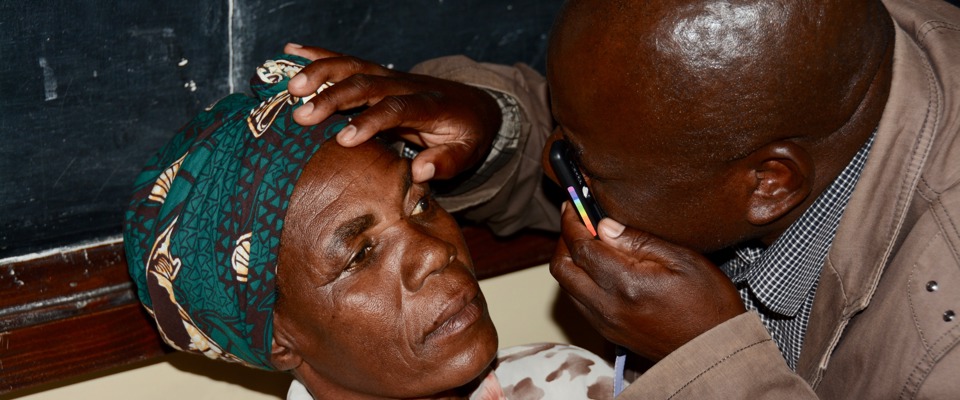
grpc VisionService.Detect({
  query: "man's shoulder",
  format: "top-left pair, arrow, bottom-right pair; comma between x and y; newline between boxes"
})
885,0 -> 960,56
885,0 -> 960,29
883,0 -> 960,195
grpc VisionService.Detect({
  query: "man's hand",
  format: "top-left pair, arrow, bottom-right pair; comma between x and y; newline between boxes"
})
550,203 -> 746,361
284,43 -> 502,183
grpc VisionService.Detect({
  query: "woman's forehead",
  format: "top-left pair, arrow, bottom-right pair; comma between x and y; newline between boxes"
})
290,141 -> 409,228
309,141 -> 405,189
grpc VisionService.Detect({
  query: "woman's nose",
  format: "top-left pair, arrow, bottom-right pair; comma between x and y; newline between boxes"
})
399,226 -> 457,292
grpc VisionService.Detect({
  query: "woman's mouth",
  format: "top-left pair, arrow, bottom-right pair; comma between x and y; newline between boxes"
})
425,289 -> 485,342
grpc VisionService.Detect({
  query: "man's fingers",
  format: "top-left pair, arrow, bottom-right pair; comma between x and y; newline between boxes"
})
597,218 -> 659,257
283,43 -> 341,61
550,244 -> 631,348
548,239 -> 607,315
558,203 -> 623,290
410,142 -> 479,182
559,199 -> 597,243
293,79 -> 385,126
596,217 -> 703,276
411,159 -> 437,183
279,51 -> 500,182
335,93 -> 451,147
294,72 -> 413,127
288,56 -> 392,97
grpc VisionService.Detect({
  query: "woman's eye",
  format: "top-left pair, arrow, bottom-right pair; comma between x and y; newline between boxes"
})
412,195 -> 431,215
346,244 -> 373,271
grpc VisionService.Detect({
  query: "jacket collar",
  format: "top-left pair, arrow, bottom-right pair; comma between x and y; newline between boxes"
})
796,19 -> 942,383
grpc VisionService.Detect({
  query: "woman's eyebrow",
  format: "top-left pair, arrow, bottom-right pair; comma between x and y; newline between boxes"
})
325,214 -> 375,258
400,161 -> 413,196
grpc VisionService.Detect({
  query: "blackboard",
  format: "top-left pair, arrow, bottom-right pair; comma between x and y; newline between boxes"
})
0,0 -> 563,258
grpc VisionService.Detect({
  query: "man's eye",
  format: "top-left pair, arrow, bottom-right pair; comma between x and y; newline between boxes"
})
346,244 -> 373,272
412,195 -> 431,215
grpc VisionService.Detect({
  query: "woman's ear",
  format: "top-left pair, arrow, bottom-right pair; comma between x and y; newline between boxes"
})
270,310 -> 304,371
741,141 -> 814,226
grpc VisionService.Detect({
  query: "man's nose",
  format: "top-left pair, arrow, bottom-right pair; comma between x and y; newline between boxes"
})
542,128 -> 563,185
399,226 -> 457,292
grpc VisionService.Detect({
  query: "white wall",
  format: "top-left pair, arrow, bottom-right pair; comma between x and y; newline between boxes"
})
5,264 -> 607,400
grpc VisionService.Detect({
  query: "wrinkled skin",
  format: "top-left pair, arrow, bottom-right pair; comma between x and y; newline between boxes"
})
271,140 -> 498,399
284,0 -> 893,363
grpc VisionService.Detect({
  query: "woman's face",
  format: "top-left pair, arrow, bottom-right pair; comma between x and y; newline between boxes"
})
275,140 -> 498,398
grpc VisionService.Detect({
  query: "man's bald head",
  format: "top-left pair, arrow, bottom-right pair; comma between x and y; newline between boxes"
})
544,0 -> 895,251
548,0 -> 893,160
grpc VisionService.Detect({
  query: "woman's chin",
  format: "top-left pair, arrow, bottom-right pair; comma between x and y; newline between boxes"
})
424,316 -> 499,398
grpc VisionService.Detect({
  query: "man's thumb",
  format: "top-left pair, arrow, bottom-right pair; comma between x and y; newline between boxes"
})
412,143 -> 475,182
598,218 -> 627,239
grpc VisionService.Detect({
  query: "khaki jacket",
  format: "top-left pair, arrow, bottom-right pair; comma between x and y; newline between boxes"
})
413,0 -> 960,397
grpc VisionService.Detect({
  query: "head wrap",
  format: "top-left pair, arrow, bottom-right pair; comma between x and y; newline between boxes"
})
124,54 -> 348,369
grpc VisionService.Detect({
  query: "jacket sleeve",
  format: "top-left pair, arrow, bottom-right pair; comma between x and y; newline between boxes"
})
409,56 -> 559,235
621,312 -> 818,399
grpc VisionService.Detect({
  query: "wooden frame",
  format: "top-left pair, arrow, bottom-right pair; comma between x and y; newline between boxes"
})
0,226 -> 556,395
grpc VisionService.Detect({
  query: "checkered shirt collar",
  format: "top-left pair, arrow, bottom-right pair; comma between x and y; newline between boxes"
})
722,133 -> 876,317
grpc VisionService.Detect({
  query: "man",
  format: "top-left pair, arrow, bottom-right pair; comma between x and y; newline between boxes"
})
284,0 -> 960,397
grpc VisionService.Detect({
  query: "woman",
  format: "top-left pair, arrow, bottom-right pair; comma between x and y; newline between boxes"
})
124,54 -> 615,399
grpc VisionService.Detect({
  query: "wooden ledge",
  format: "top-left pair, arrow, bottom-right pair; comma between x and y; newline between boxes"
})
0,226 -> 556,394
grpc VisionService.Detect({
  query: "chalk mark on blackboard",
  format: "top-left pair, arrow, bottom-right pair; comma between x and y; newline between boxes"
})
52,158 -> 78,188
93,166 -> 120,202
268,2 -> 296,14
353,5 -> 374,41
228,0 -> 237,93
38,57 -> 58,101
128,27 -> 175,38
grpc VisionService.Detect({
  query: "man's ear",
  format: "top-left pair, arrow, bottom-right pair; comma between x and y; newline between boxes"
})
270,310 -> 304,371
741,141 -> 814,226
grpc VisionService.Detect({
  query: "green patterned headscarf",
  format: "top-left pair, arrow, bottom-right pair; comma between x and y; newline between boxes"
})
124,54 -> 347,369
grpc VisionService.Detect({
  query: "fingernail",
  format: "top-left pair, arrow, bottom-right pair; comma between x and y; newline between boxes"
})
289,73 -> 306,89
561,201 -> 568,213
338,125 -> 357,143
286,42 -> 303,49
599,218 -> 625,239
418,163 -> 436,182
295,101 -> 314,118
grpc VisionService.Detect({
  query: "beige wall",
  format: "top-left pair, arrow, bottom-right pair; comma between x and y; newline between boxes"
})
4,264 -> 607,400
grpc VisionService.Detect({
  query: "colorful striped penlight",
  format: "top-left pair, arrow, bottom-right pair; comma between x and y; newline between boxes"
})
567,186 -> 597,237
